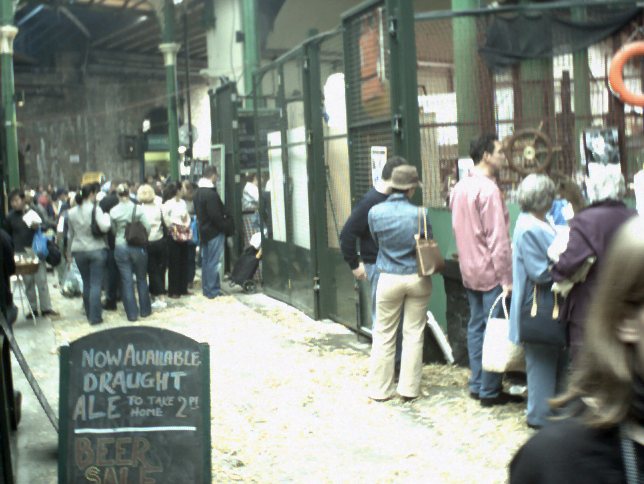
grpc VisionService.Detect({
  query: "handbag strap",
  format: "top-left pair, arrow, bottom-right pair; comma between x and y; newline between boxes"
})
489,293 -> 509,320
417,207 -> 428,240
131,204 -> 136,223
530,285 -> 560,319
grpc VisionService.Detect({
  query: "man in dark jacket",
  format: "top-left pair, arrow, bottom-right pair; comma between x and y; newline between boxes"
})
339,157 -> 407,372
0,228 -> 16,323
340,157 -> 407,326
194,166 -> 231,298
4,190 -> 57,318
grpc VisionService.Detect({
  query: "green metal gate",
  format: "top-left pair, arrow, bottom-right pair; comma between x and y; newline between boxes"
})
254,49 -> 318,319
211,83 -> 243,269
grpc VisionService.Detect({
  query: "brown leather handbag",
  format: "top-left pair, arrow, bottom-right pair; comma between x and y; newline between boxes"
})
415,207 -> 444,277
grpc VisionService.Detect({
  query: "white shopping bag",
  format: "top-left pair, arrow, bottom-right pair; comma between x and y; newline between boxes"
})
481,294 -> 525,373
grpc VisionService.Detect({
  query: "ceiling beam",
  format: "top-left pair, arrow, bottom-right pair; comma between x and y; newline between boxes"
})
92,14 -> 150,47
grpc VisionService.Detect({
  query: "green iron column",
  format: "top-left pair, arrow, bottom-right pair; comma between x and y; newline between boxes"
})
159,0 -> 180,181
385,0 -> 421,168
518,58 -> 555,131
0,21 -> 18,190
242,0 -> 259,103
572,7 -> 591,166
452,0 -> 481,157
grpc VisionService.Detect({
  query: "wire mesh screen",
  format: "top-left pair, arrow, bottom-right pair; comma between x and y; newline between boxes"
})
415,5 -> 644,207
345,4 -> 394,199
320,30 -> 350,249
283,56 -> 311,250
257,68 -> 287,244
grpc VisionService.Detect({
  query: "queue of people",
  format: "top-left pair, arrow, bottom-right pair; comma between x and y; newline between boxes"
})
3,167 -> 233,326
340,133 -> 639,443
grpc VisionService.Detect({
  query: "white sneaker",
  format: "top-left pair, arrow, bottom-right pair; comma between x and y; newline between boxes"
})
151,300 -> 167,310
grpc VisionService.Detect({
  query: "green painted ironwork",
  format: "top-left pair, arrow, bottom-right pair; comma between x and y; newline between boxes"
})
0,0 -> 18,190
452,0 -> 480,158
242,0 -> 259,103
160,0 -> 180,181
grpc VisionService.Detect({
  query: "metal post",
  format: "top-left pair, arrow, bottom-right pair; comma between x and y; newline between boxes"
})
452,0 -> 480,157
572,7 -> 591,167
242,0 -> 259,104
158,0 -> 181,181
0,7 -> 18,191
385,0 -> 421,173
518,0 -> 554,134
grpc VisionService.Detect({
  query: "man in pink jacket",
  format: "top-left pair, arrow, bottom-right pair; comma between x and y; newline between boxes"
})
450,133 -> 522,407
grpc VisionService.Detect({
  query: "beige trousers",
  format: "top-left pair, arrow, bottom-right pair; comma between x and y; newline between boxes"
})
368,273 -> 432,399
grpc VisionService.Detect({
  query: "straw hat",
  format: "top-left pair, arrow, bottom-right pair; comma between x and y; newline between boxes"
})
389,165 -> 421,190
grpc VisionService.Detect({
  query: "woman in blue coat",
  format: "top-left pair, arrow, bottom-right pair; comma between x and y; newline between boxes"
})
510,174 -> 568,429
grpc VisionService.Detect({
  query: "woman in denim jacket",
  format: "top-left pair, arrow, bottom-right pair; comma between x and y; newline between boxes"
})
509,174 -> 567,429
367,165 -> 432,401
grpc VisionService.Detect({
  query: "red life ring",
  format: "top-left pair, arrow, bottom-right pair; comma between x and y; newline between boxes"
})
609,41 -> 644,107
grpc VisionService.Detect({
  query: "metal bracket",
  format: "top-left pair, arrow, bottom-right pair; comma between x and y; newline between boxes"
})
313,277 -> 320,292
303,57 -> 309,71
388,17 -> 398,38
307,130 -> 312,145
393,114 -> 403,135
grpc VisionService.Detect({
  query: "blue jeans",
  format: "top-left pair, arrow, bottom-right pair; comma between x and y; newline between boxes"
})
73,249 -> 107,324
201,234 -> 225,298
365,263 -> 402,367
465,286 -> 504,399
525,343 -> 568,427
114,245 -> 151,321
104,248 -> 120,306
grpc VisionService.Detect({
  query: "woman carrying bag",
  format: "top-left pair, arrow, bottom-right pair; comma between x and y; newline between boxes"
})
137,184 -> 167,308
510,216 -> 644,483
162,182 -> 191,299
367,165 -> 433,402
67,184 -> 110,325
509,174 -> 568,429
110,183 -> 151,322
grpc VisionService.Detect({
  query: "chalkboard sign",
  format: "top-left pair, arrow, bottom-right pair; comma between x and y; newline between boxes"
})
58,327 -> 211,484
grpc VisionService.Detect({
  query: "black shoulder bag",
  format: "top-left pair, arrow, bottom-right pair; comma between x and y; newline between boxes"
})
124,205 -> 148,247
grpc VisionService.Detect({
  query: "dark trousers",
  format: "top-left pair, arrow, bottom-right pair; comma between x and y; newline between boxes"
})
147,237 -> 167,296
187,243 -> 196,285
167,238 -> 189,296
104,248 -> 120,307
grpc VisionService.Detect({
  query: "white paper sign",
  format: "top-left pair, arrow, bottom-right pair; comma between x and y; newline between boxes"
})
371,146 -> 387,186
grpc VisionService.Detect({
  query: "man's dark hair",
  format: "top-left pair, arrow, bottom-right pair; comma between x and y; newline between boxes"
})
203,165 -> 218,179
8,189 -> 24,202
469,134 -> 498,165
381,156 -> 408,181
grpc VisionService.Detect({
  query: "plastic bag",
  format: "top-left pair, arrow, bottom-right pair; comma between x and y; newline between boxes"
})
61,261 -> 83,297
191,216 -> 199,245
32,228 -> 49,261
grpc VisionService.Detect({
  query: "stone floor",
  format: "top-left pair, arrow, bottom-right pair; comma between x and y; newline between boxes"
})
8,275 -> 534,483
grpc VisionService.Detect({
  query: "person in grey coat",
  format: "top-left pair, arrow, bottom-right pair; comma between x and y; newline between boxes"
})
509,174 -> 567,429
67,184 -> 111,324
110,183 -> 151,322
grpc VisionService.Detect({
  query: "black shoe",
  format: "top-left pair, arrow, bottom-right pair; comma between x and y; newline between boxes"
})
469,392 -> 480,400
480,392 -> 524,407
400,395 -> 417,403
25,311 -> 40,319
41,309 -> 59,317
527,422 -> 543,430
102,303 -> 117,311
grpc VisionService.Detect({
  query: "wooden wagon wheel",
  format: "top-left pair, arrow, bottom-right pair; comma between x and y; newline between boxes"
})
504,128 -> 555,176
